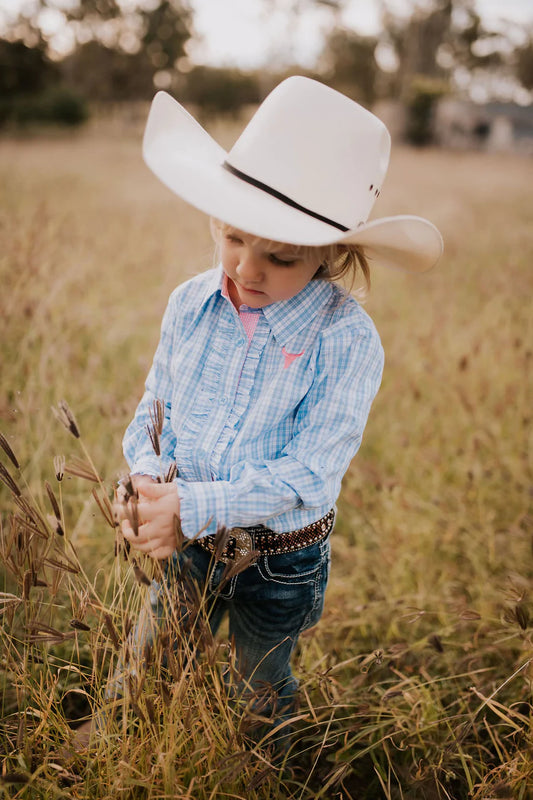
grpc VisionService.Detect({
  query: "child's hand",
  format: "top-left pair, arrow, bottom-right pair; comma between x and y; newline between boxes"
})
116,478 -> 182,561
113,474 -> 154,528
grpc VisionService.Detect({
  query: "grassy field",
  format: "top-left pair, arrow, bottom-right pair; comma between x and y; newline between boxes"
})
0,119 -> 532,799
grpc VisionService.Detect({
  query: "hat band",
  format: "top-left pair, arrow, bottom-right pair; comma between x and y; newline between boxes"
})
223,161 -> 349,233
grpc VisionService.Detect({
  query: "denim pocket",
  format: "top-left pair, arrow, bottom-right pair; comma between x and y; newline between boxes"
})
257,538 -> 331,631
258,541 -> 323,585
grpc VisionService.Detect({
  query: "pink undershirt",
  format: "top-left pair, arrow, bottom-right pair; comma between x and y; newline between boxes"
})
222,274 -> 261,343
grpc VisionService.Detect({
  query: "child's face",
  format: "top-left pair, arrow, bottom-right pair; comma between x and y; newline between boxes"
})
219,228 -> 320,309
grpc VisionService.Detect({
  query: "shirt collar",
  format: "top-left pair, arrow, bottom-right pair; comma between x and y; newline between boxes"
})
203,264 -> 336,347
261,279 -> 335,345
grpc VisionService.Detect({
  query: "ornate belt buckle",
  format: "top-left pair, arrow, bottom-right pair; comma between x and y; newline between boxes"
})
226,527 -> 253,564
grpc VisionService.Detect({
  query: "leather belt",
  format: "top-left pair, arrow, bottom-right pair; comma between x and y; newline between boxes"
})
195,509 -> 335,564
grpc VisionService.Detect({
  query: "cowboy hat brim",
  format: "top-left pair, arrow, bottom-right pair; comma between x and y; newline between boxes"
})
143,91 -> 443,272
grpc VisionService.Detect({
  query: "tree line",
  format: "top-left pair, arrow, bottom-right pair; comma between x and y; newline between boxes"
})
1,0 -> 532,141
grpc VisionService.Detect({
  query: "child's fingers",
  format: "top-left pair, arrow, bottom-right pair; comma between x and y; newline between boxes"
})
149,545 -> 176,560
113,499 -> 127,525
136,499 -> 175,527
121,519 -> 169,555
113,476 -> 156,521
132,475 -> 157,493
121,518 -> 148,543
115,484 -> 129,503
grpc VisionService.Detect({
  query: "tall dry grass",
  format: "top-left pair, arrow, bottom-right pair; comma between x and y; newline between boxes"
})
0,120 -> 532,798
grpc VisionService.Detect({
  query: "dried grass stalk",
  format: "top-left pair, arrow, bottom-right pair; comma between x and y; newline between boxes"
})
0,432 -> 20,470
124,493 -> 140,537
12,496 -> 48,538
43,555 -> 80,574
64,457 -> 100,482
92,487 -> 116,529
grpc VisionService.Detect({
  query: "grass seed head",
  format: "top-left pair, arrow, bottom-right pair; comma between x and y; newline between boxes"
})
92,487 -> 116,529
165,462 -> 178,482
213,527 -> 231,561
220,550 -> 260,587
0,432 -> 20,470
146,423 -> 161,456
70,618 -> 91,631
428,633 -> 444,652
146,398 -> 165,456
132,558 -> 151,586
103,612 -> 121,649
0,462 -> 21,496
46,513 -> 64,536
121,475 -> 137,502
52,400 -> 80,438
53,454 -> 65,481
45,480 -> 61,520
150,398 -> 164,436
514,603 -> 530,630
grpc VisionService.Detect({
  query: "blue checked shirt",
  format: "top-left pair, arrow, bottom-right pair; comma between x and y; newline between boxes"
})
123,265 -> 384,539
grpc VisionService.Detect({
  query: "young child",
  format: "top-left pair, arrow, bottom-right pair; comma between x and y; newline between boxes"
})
115,76 -> 443,738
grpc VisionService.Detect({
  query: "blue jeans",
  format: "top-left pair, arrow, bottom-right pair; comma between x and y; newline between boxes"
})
115,535 -> 331,739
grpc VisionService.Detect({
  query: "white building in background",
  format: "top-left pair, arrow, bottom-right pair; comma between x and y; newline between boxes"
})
434,99 -> 533,154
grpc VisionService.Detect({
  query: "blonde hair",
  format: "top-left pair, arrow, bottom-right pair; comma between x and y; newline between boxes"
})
210,219 -> 371,297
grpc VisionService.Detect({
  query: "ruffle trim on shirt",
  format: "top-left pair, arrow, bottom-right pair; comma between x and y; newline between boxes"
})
209,314 -> 270,472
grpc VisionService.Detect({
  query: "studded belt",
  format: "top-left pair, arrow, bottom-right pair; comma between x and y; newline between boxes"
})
195,509 -> 335,564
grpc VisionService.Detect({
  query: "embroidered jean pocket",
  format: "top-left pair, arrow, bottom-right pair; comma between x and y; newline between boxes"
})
257,540 -> 329,586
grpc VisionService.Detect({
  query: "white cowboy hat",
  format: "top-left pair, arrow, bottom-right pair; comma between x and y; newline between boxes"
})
143,76 -> 443,272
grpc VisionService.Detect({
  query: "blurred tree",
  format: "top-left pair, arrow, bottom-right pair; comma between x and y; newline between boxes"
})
63,0 -> 192,97
515,37 -> 533,91
60,42 -> 155,101
181,66 -> 261,118
65,0 -> 122,27
0,39 -> 89,127
65,0 -> 192,68
377,0 -> 518,143
1,0 -> 193,101
404,75 -> 448,145
382,0 -> 450,101
0,39 -> 58,98
139,0 -> 191,74
319,28 -> 379,106
382,0 -> 505,99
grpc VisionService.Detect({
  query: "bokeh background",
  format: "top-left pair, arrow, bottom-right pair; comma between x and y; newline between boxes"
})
1,0 -> 533,137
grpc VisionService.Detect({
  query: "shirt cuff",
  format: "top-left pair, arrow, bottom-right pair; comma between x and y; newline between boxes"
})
176,479 -> 233,539
129,456 -> 164,479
